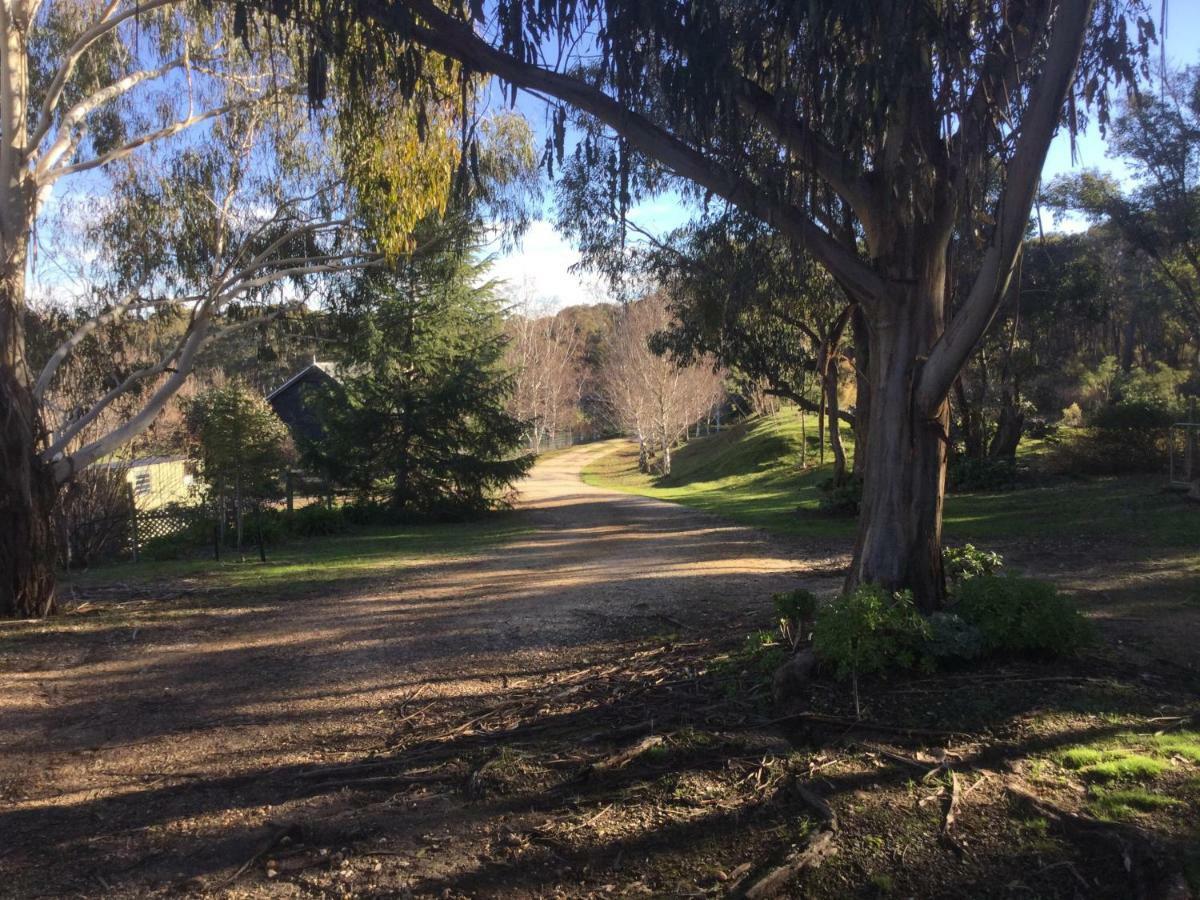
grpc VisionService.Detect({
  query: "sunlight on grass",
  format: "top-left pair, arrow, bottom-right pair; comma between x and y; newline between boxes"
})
1088,787 -> 1181,820
1053,728 -> 1196,783
65,517 -> 532,597
583,409 -> 1200,546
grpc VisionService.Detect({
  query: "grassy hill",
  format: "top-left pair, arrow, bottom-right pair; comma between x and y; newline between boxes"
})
582,408 -> 1199,547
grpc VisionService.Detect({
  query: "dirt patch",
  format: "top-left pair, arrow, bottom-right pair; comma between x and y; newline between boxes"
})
0,442 -> 1196,898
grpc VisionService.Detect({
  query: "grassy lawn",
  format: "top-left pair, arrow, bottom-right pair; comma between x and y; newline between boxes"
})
582,409 -> 1200,547
63,515 -> 532,598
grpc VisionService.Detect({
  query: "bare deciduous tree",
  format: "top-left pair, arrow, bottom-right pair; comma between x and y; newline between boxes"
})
505,297 -> 585,453
599,293 -> 724,476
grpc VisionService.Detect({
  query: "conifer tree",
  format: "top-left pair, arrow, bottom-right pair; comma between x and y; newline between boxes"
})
311,242 -> 532,517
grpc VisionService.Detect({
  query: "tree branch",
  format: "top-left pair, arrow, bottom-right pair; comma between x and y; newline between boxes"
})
28,0 -> 182,153
917,0 -> 1095,415
32,292 -> 177,401
733,78 -> 872,224
382,0 -> 887,307
34,56 -> 193,178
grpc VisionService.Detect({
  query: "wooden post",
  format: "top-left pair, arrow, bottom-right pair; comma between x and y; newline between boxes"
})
213,521 -> 221,561
128,485 -> 140,563
1189,399 -> 1197,484
256,504 -> 266,563
286,471 -> 294,513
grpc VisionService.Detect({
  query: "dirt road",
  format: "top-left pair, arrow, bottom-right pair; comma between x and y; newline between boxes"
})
0,442 -> 840,898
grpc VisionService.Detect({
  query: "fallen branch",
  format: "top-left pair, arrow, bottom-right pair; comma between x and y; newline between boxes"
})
587,735 -> 664,775
731,782 -> 839,899
941,771 -> 966,858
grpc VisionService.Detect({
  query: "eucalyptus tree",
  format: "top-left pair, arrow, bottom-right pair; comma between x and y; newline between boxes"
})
1049,63 -> 1200,345
264,0 -> 1153,607
0,1 -> 463,617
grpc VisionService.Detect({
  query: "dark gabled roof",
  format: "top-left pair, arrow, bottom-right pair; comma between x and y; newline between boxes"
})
266,361 -> 340,402
266,362 -> 343,446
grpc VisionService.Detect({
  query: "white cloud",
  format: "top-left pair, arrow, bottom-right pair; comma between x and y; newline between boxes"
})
487,219 -> 611,310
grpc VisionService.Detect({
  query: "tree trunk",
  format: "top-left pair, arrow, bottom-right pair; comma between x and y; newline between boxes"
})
953,377 -> 986,461
234,472 -> 244,551
989,394 -> 1024,460
0,18 -> 53,617
847,275 -> 949,611
0,379 -> 58,617
824,360 -> 847,484
1,263 -> 58,617
850,305 -> 871,477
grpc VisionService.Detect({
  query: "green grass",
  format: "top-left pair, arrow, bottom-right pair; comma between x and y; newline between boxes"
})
1088,787 -> 1181,820
1081,754 -> 1169,782
1057,747 -> 1117,769
1146,731 -> 1200,762
1053,730 -> 1200,784
582,409 -> 1200,546
64,516 -> 531,597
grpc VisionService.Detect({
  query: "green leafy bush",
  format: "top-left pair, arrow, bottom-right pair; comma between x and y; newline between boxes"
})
1023,417 -> 1056,439
343,499 -> 394,526
288,504 -> 347,537
816,476 -> 861,516
773,587 -> 818,645
925,612 -> 984,663
812,585 -> 932,679
140,529 -> 205,561
947,456 -> 1018,492
1053,400 -> 1175,475
943,543 -> 1003,591
955,575 -> 1094,657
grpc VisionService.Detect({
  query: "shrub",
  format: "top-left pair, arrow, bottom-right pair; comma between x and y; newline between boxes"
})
773,588 -> 818,647
925,612 -> 984,663
343,498 -> 394,526
816,476 -> 862,516
943,543 -> 1003,591
1052,400 -> 1174,475
1023,417 -> 1056,440
812,585 -> 933,679
140,529 -> 204,561
250,508 -> 288,546
288,503 -> 346,537
1061,402 -> 1085,427
947,456 -> 1018,492
955,575 -> 1094,657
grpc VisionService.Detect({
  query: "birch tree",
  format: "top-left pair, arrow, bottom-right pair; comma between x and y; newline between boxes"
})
505,300 -> 584,453
600,293 -> 724,476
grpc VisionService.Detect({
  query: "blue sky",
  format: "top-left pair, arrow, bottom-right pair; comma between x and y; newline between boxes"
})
491,17 -> 1200,310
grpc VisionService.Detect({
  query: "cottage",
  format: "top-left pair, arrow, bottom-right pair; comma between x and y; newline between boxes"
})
266,360 -> 342,445
94,455 -> 195,511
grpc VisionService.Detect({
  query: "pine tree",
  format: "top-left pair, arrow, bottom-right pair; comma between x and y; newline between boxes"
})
310,248 -> 532,517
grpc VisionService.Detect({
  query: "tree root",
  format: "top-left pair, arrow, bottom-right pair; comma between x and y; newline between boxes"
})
1005,781 -> 1175,900
729,781 -> 839,899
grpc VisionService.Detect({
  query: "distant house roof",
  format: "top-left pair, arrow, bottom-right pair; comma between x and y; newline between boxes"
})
266,361 -> 343,445
266,361 -> 340,402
